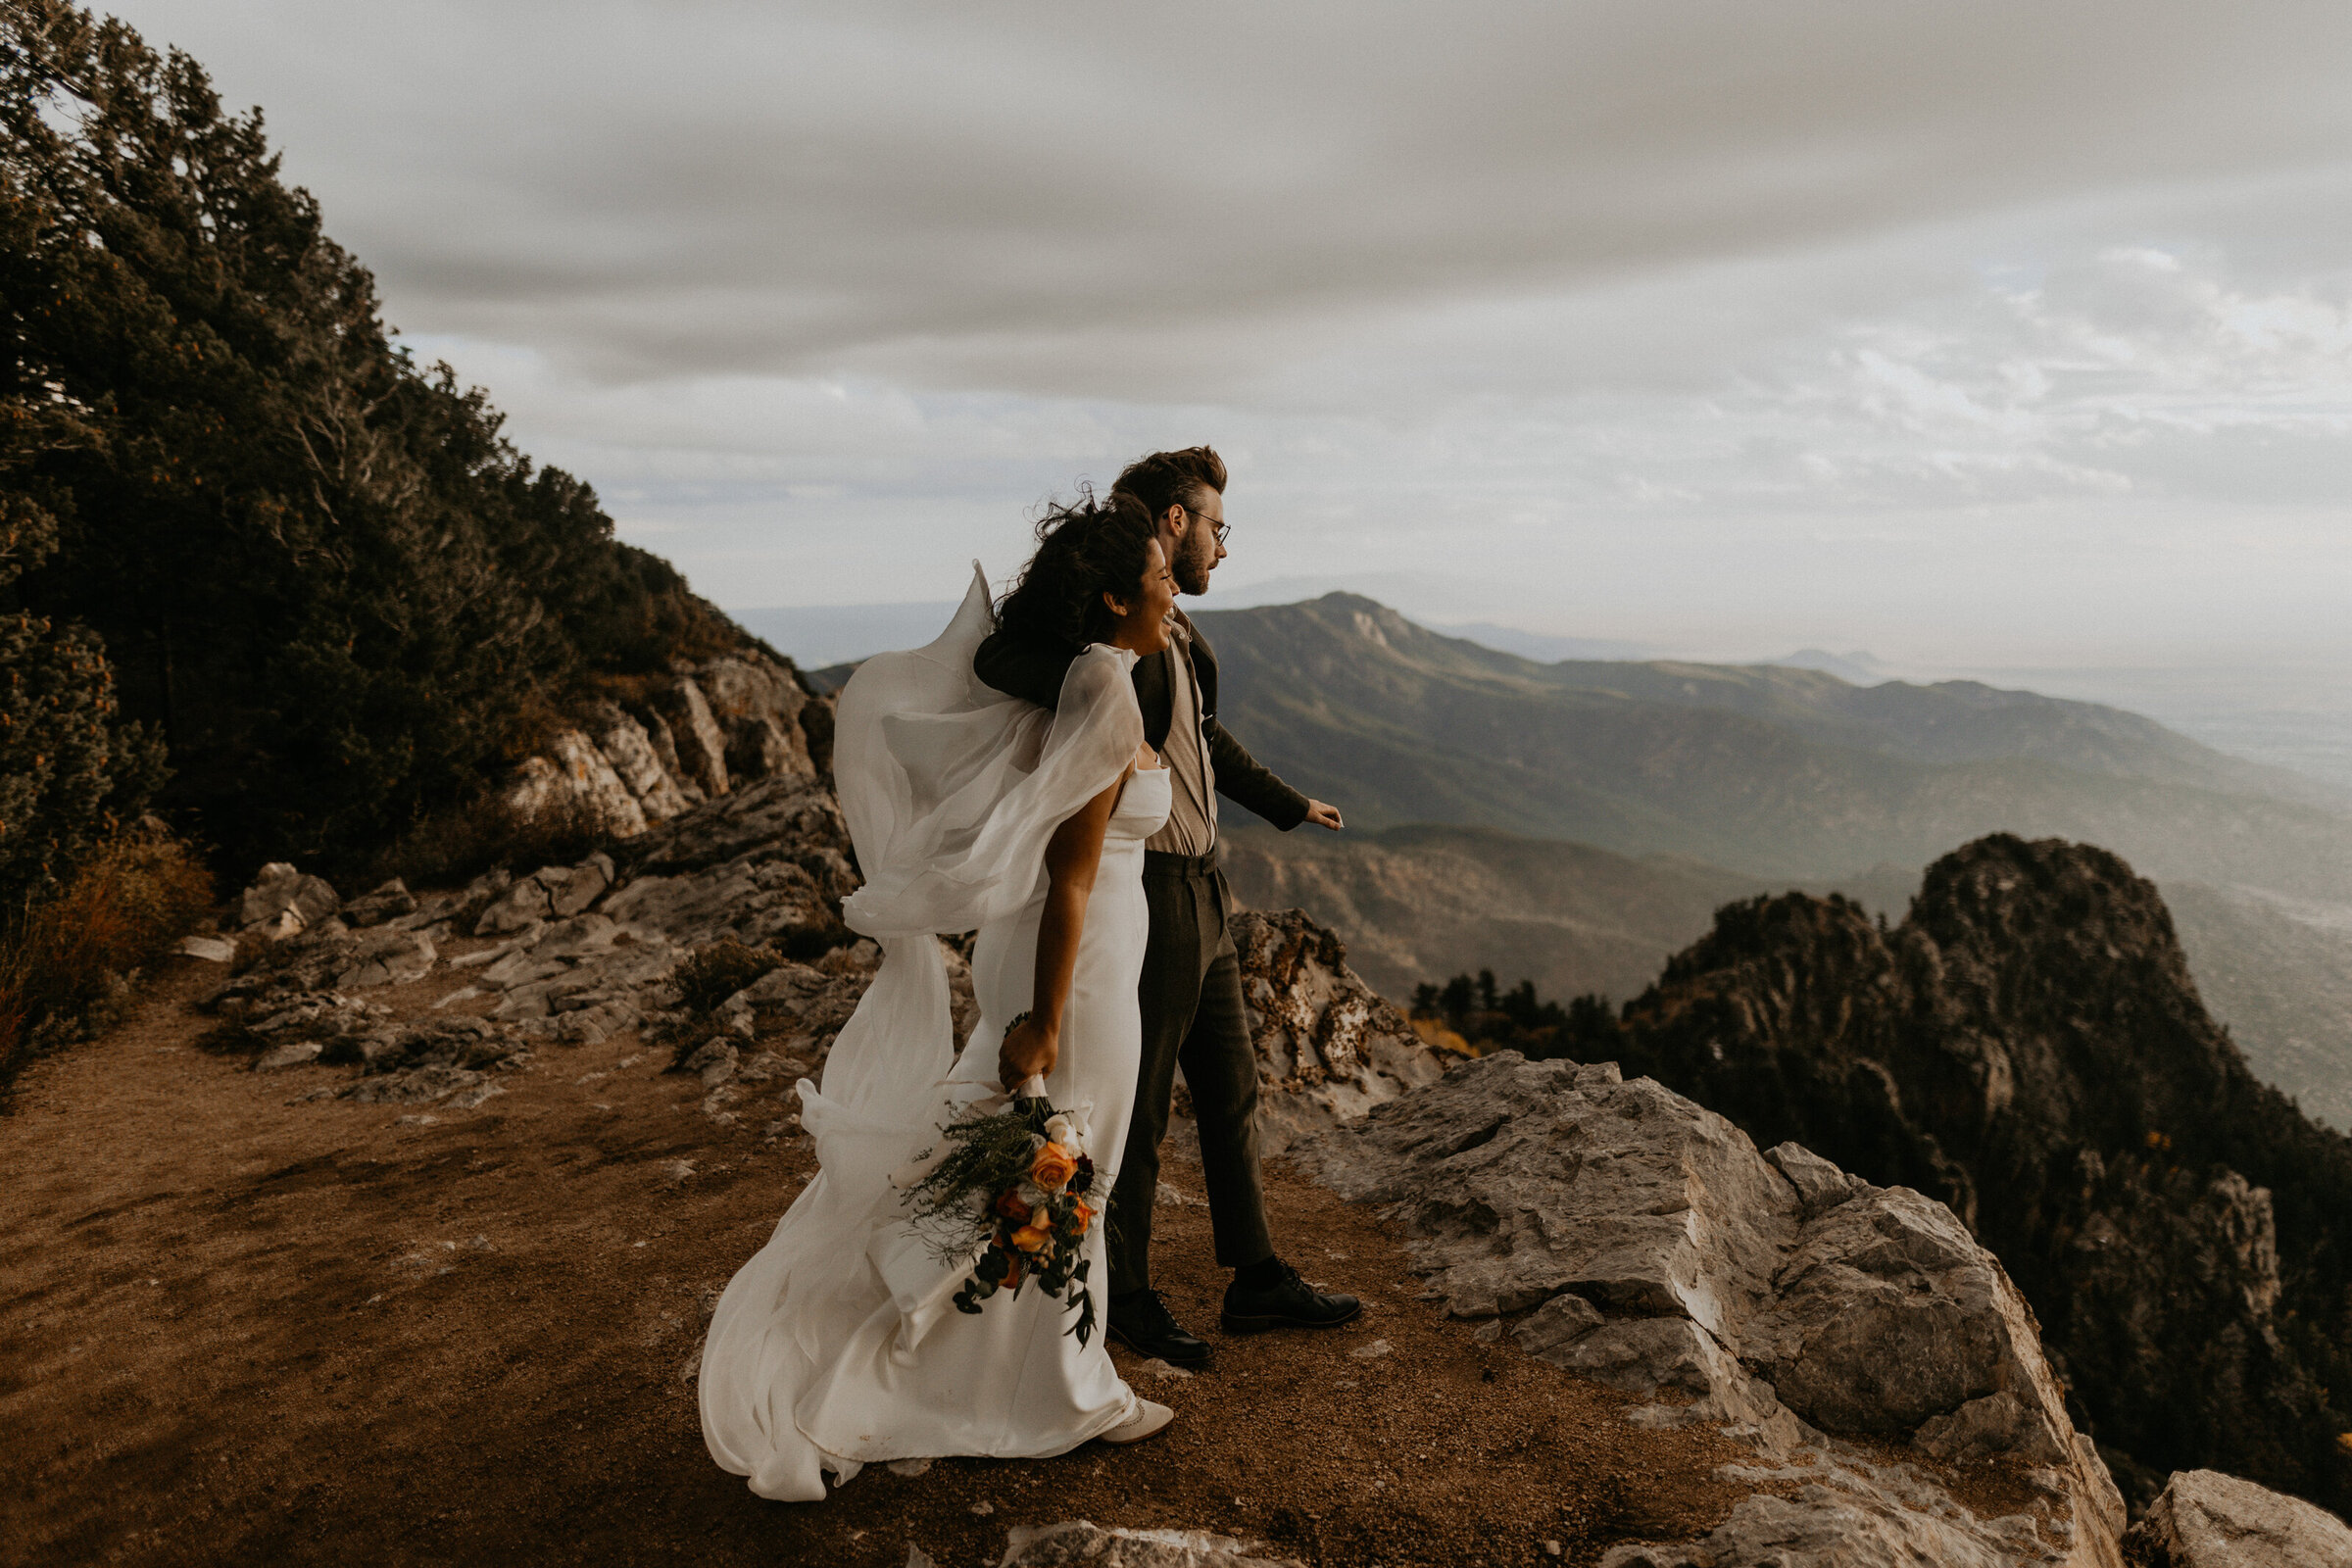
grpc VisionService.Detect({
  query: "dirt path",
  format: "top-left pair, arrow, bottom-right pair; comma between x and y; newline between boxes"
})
2,956 -> 1762,1568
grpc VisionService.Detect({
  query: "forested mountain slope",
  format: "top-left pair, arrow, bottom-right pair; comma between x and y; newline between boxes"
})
2,3 -> 756,874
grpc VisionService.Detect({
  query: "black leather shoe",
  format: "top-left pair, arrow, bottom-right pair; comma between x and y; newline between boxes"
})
1220,1258 -> 1362,1333
1108,1289 -> 1213,1369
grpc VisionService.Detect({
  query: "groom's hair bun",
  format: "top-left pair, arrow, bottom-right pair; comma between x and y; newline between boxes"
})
996,487 -> 1159,653
1111,446 -> 1226,523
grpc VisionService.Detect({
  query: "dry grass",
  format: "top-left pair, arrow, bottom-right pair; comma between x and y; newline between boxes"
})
0,830 -> 213,1092
668,938 -> 784,1017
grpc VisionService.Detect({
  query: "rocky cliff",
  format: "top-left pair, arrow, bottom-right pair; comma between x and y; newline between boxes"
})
509,653 -> 829,839
1599,834 -> 2352,1516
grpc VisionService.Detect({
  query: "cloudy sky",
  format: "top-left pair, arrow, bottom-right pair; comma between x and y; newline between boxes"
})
105,1 -> 2352,665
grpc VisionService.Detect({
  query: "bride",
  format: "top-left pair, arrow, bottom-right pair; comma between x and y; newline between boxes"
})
700,493 -> 1181,1500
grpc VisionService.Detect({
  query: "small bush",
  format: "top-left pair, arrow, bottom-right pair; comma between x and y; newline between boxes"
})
365,789 -> 621,891
777,920 -> 856,962
669,938 -> 784,1017
0,830 -> 214,1090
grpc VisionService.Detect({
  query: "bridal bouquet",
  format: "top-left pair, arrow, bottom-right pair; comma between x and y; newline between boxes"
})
898,1067 -> 1102,1346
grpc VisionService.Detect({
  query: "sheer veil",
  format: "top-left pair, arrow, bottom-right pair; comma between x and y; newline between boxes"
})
699,563 -> 1144,1500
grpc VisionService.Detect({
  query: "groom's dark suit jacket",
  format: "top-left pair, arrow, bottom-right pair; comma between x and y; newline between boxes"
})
971,609 -> 1310,832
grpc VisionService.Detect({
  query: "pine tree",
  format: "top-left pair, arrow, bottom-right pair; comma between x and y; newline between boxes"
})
1,1 -> 749,870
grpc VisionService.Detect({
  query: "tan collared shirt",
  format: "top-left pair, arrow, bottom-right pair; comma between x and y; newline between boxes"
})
1145,637 -> 1217,857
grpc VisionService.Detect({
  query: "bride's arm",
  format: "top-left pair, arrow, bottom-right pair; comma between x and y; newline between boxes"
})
997,768 -> 1132,1088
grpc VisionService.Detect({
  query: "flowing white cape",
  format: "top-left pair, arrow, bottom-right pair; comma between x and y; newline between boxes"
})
698,564 -> 1143,1500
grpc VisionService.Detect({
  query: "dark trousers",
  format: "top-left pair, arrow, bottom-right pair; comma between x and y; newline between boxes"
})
1107,851 -> 1275,1298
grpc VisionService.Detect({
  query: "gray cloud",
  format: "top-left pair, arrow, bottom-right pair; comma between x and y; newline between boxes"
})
116,0 -> 2352,394
95,0 -> 2352,668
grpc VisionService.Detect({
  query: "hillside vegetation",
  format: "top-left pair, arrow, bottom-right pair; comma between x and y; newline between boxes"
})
1,1 -> 749,879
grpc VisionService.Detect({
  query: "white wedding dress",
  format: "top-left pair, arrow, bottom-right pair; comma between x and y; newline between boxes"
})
699,567 -> 1165,1501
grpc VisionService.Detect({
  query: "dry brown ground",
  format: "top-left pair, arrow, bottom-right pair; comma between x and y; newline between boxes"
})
2,955 -> 1771,1568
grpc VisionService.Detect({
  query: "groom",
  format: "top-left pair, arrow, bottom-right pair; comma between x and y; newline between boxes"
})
973,446 -> 1359,1370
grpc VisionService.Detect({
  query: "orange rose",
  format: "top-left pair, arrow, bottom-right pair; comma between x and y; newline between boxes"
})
1030,1142 -> 1078,1193
1011,1223 -> 1053,1253
995,1191 -> 1032,1223
1068,1199 -> 1093,1229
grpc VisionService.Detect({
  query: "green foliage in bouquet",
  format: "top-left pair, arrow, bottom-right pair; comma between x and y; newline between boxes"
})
900,1055 -> 1102,1346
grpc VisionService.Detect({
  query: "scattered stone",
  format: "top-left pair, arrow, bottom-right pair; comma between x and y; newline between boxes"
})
338,1065 -> 498,1106
334,925 -> 435,989
473,856 -> 617,936
176,935 -> 237,962
1136,1358 -> 1195,1381
999,1522 -> 1302,1568
886,1457 -> 933,1478
342,879 -> 418,928
252,1040 -> 323,1071
1155,1181 -> 1204,1208
731,1051 -> 793,1084
682,1037 -> 739,1088
1347,1339 -> 1392,1361
2123,1468 -> 2352,1567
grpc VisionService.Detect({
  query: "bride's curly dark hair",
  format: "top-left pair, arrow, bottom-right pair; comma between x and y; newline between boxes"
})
994,487 -> 1159,653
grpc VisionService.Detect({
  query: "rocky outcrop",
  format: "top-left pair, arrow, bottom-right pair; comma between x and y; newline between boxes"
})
1301,1049 -> 2125,1567
695,655 -> 817,785
586,701 -> 690,821
2121,1469 -> 2352,1566
208,775 -> 864,1099
232,861 -> 340,939
1229,908 -> 1451,1152
1600,835 -> 2352,1518
503,655 -> 825,841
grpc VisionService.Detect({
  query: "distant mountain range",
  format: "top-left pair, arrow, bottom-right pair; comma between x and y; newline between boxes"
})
1198,592 -> 2352,1129
1192,593 -> 2352,896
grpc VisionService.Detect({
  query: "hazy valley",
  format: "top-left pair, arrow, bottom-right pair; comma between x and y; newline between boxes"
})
1199,596 -> 2352,1130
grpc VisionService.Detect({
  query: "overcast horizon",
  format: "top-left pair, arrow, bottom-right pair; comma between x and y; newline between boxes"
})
104,1 -> 2352,668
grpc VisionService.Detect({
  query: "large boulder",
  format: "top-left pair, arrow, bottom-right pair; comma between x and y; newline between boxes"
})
233,862 -> 340,939
1298,1051 -> 2125,1566
2122,1469 -> 2352,1567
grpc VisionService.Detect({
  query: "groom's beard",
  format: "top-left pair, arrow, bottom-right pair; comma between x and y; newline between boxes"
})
1172,534 -> 1216,596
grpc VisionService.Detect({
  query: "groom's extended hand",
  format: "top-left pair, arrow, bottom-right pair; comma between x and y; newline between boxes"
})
1302,799 -> 1344,831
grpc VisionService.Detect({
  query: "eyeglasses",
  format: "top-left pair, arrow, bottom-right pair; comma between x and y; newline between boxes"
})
1182,505 -> 1231,546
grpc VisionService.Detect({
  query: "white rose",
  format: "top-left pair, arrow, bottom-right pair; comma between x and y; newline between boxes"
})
1044,1112 -> 1081,1152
